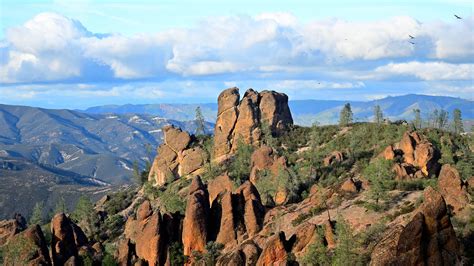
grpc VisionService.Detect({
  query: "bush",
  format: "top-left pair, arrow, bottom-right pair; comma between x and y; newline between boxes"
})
104,189 -> 135,215
169,242 -> 187,266
228,138 -> 253,185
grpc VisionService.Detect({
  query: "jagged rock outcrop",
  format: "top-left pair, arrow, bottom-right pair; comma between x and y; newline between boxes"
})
249,145 -> 291,205
234,181 -> 265,238
208,173 -> 234,205
213,87 -> 293,159
370,187 -> 461,265
3,225 -> 52,266
148,125 -> 207,186
379,131 -> 440,179
256,232 -> 294,266
124,200 -> 161,265
51,213 -> 89,265
323,151 -> 345,166
437,164 -> 470,214
182,176 -> 210,257
0,213 -> 27,246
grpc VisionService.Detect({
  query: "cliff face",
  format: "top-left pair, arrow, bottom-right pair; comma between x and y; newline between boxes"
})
213,88 -> 293,159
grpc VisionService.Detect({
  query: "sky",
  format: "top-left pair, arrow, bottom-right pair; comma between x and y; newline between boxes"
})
0,0 -> 473,109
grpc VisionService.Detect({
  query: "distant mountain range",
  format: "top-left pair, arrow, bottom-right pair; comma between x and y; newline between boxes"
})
0,104 -> 212,218
83,94 -> 473,126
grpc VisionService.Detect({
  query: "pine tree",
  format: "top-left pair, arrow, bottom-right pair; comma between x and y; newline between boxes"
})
195,106 -> 206,136
436,109 -> 449,129
373,105 -> 383,124
29,202 -> 44,226
453,108 -> 464,134
339,103 -> 353,126
363,158 -> 393,204
72,196 -> 94,223
413,109 -> 422,129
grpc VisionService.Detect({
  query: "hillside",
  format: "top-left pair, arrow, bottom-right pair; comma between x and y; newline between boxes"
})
0,104 -> 212,218
83,94 -> 474,126
0,88 -> 472,265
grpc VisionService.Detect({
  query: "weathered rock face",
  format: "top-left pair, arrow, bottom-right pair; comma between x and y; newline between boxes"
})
208,173 -> 234,205
3,225 -> 52,266
323,151 -> 345,166
438,164 -> 470,214
370,187 -> 461,265
182,176 -> 210,256
340,178 -> 358,193
51,213 -> 89,265
213,87 -> 293,159
148,125 -> 207,186
256,232 -> 292,266
379,131 -> 440,179
234,181 -> 265,238
124,200 -> 161,265
249,145 -> 291,205
0,213 -> 27,246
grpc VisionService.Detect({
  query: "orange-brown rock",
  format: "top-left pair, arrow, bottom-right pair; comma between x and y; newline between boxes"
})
438,164 -> 470,214
51,213 -> 88,265
116,238 -> 134,266
124,200 -> 161,265
215,191 -> 237,248
378,145 -> 395,160
324,220 -> 337,249
182,176 -> 210,256
213,88 -> 293,159
235,181 -> 265,238
323,151 -> 345,166
292,223 -> 316,254
3,225 -> 52,266
0,214 -> 27,246
399,131 -> 418,164
148,125 -> 206,186
208,173 -> 234,205
256,232 -> 290,266
370,187 -> 461,265
414,142 -> 440,177
340,178 -> 358,193
392,163 -> 416,180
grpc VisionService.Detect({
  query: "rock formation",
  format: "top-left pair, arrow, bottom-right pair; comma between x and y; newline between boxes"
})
0,213 -> 27,246
437,164 -> 470,214
370,187 -> 461,265
213,88 -> 293,159
379,131 -> 440,179
124,200 -> 161,265
182,176 -> 210,257
2,225 -> 52,265
51,213 -> 89,265
323,151 -> 345,166
148,125 -> 207,186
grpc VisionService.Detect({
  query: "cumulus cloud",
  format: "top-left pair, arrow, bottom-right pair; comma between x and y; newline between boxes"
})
0,12 -> 473,86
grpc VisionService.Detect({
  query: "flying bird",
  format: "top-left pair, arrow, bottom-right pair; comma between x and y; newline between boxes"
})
409,41 -> 415,45
409,35 -> 415,39
454,14 -> 462,19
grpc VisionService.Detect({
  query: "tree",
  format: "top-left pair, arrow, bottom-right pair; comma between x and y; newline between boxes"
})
339,103 -> 353,126
72,196 -> 94,222
363,158 -> 393,204
302,226 -> 330,265
413,109 -> 422,129
54,196 -> 67,215
436,109 -> 449,129
229,138 -> 253,185
453,108 -> 464,134
195,106 -> 206,136
29,202 -> 44,226
333,216 -> 360,265
260,121 -> 276,148
373,105 -> 383,124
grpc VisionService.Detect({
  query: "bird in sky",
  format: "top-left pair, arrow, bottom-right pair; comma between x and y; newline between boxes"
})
409,41 -> 415,45
454,14 -> 462,19
409,35 -> 415,39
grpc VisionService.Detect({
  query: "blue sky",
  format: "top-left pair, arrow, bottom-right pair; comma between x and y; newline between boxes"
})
0,0 -> 473,108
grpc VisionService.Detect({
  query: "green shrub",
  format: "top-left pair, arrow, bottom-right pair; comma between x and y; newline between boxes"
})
104,189 -> 135,215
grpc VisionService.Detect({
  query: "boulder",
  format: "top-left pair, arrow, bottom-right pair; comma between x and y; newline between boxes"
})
124,200 -> 161,265
0,214 -> 27,246
340,178 -> 358,193
2,225 -> 52,265
235,181 -> 265,238
148,125 -> 205,186
414,142 -> 440,177
256,232 -> 289,266
182,176 -> 210,256
438,164 -> 470,214
208,173 -> 234,205
51,213 -> 88,265
399,132 -> 418,165
370,187 -> 461,265
378,145 -> 395,160
323,151 -> 345,166
213,88 -> 293,158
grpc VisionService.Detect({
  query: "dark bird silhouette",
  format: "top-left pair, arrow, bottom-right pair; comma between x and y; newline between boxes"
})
409,41 -> 415,45
409,35 -> 415,39
454,14 -> 462,19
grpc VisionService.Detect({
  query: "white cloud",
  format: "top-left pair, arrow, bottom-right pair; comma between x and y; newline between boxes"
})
0,12 -> 473,86
369,61 -> 473,81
